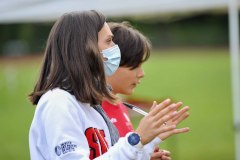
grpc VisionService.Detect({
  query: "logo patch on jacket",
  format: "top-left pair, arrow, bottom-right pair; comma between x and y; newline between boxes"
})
85,127 -> 108,159
55,141 -> 77,156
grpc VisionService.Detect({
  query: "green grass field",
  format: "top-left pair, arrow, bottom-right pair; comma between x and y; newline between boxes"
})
0,48 -> 235,159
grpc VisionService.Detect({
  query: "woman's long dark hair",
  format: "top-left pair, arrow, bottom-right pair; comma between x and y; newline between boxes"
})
29,10 -> 115,105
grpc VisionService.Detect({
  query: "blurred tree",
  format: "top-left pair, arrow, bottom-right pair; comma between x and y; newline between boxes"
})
0,13 -> 232,56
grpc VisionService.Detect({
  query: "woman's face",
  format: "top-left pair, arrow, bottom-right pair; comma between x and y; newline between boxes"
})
98,22 -> 115,51
106,64 -> 145,95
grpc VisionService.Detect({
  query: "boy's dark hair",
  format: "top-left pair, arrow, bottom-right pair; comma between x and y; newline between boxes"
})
108,22 -> 151,70
29,10 -> 114,105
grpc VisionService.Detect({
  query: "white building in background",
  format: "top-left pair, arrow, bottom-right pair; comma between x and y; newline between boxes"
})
0,0 -> 235,23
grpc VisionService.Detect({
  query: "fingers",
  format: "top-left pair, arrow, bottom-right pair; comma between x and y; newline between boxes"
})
162,150 -> 171,157
149,100 -> 183,120
154,146 -> 160,152
175,127 -> 190,134
173,102 -> 183,111
168,127 -> 190,136
173,112 -> 190,125
152,101 -> 183,121
161,155 -> 172,160
167,102 -> 183,115
151,149 -> 172,160
158,126 -> 190,140
148,99 -> 172,116
150,101 -> 158,111
155,109 -> 178,128
137,99 -> 190,144
151,152 -> 164,159
149,99 -> 185,128
156,124 -> 176,135
172,106 -> 190,125
153,105 -> 178,127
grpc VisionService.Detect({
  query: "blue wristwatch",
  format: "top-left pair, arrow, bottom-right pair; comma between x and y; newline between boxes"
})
126,132 -> 143,149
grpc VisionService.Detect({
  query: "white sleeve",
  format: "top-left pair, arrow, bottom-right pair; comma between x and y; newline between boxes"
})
42,95 -> 90,160
138,137 -> 162,160
41,95 -> 147,160
95,137 -> 144,160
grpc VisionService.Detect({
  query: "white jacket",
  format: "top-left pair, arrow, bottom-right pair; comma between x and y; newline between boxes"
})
29,88 -> 161,160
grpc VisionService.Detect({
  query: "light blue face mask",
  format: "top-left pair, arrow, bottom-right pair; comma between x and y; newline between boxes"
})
101,45 -> 121,76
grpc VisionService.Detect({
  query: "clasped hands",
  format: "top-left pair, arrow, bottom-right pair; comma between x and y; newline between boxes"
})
136,99 -> 190,145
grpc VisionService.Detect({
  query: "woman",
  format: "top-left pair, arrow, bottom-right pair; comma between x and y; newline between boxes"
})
29,10 -> 189,160
103,22 -> 190,160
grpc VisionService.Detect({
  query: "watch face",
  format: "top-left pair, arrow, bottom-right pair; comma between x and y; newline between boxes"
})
128,133 -> 140,146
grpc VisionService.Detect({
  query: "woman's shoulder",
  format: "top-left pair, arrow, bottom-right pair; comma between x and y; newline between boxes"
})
36,88 -> 87,112
33,88 -> 92,122
39,88 -> 75,103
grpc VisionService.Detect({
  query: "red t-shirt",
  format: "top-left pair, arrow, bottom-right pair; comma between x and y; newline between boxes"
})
102,100 -> 134,137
